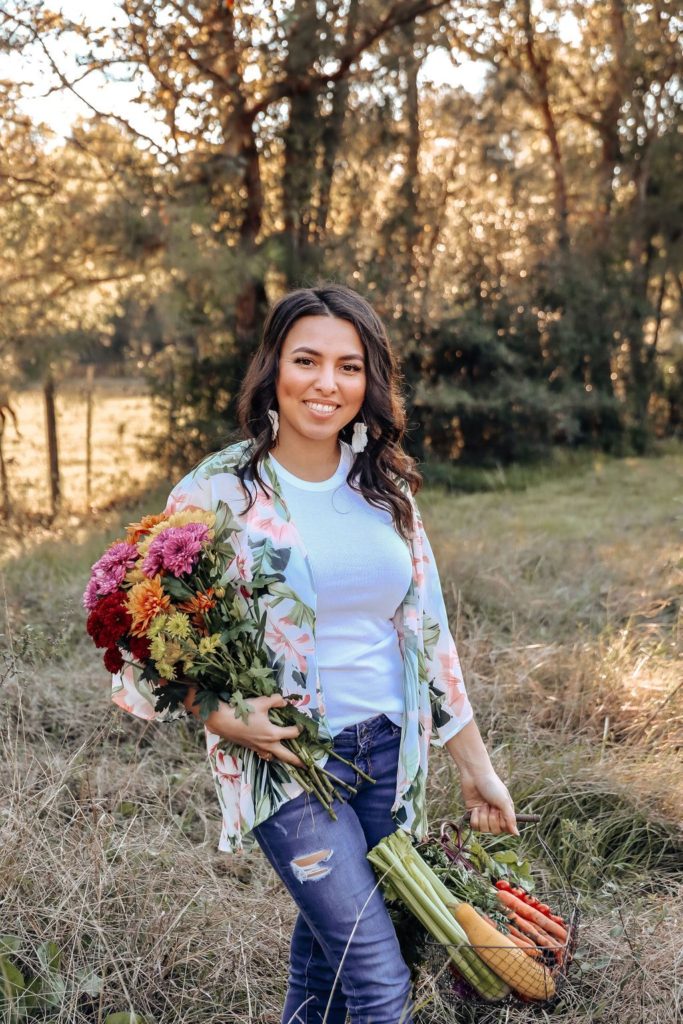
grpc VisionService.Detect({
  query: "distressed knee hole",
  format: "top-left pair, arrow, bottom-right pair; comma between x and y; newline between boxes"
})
290,848 -> 333,883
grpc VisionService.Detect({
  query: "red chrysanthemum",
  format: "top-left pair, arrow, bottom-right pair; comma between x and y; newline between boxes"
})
103,645 -> 124,674
126,635 -> 151,662
86,592 -> 132,649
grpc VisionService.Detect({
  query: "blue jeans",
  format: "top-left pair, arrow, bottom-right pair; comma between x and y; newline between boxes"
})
251,713 -> 415,1024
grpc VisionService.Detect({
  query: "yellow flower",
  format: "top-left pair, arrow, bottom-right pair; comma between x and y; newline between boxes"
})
147,613 -> 169,638
150,635 -> 167,662
166,612 -> 192,640
156,661 -> 176,681
198,634 -> 221,656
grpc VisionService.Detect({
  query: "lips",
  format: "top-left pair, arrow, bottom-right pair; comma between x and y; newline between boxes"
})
304,401 -> 339,416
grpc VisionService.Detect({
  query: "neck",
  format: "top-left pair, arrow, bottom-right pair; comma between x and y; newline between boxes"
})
269,429 -> 342,482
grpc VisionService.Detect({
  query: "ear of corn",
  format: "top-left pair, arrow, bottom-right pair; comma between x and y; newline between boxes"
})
452,903 -> 557,1001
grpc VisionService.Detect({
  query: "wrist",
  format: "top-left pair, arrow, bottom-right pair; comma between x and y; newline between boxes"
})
444,719 -> 494,775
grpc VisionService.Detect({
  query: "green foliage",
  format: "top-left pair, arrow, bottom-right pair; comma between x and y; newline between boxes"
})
0,935 -> 103,1021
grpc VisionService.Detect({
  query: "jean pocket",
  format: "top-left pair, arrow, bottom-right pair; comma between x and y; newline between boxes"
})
381,715 -> 402,738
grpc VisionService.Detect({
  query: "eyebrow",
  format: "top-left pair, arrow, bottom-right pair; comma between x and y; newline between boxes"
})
290,346 -> 365,363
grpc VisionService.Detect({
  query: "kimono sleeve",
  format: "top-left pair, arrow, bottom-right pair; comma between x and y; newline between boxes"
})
416,508 -> 475,748
110,470 -> 214,723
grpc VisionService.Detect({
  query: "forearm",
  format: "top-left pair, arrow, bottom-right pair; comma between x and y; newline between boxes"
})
444,718 -> 494,776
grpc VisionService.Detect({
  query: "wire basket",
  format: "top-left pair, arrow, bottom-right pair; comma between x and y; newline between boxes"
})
418,814 -> 580,1008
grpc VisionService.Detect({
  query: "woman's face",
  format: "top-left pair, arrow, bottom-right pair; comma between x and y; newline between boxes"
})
274,316 -> 367,445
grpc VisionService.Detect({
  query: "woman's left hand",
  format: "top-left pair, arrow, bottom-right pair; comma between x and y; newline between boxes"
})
459,768 -> 518,836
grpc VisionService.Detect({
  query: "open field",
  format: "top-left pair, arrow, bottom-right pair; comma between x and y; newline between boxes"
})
0,446 -> 681,1022
1,379 -> 165,517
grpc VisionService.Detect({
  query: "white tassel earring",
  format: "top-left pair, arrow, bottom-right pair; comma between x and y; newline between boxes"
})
267,408 -> 279,441
351,419 -> 368,454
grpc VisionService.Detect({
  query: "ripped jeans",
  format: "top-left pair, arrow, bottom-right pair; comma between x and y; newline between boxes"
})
251,713 -> 414,1024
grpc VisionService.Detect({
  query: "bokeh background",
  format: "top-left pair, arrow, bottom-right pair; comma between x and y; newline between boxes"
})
0,2 -> 681,1022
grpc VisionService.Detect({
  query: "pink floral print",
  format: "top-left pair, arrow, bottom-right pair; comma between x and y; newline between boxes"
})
110,439 -> 473,852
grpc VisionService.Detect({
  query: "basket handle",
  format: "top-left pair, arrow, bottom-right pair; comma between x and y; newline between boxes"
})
456,811 -> 578,898
460,811 -> 542,825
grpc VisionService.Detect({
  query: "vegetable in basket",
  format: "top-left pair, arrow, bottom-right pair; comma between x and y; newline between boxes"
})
367,830 -> 510,1002
369,828 -> 573,1002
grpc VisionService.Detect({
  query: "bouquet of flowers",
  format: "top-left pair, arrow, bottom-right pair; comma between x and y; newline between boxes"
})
84,500 -> 373,817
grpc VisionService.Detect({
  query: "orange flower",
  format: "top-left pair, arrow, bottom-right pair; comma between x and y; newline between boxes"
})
126,513 -> 168,544
127,575 -> 172,637
179,588 -> 216,635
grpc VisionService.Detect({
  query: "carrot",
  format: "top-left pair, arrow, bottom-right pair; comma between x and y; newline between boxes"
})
452,904 -> 556,1000
480,914 -> 544,959
508,912 -> 561,950
506,925 -> 543,958
507,931 -> 540,954
496,890 -> 568,943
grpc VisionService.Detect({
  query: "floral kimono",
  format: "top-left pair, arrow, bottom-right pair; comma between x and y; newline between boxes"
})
112,439 -> 473,852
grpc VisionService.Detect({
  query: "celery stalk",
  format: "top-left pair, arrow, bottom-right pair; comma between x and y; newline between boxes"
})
370,848 -> 487,993
382,832 -> 508,991
369,838 -> 509,1000
389,843 -> 509,998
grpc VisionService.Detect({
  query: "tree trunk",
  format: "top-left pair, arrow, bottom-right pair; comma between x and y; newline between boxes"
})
315,0 -> 360,241
281,0 -> 324,286
520,0 -> 570,253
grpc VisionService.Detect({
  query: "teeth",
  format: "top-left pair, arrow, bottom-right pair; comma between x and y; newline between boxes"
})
305,402 -> 337,413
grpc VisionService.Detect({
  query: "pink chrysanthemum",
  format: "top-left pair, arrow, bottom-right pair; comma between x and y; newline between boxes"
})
83,542 -> 138,608
142,523 -> 209,578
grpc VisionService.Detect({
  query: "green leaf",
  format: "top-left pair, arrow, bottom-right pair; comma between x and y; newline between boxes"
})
0,952 -> 27,1003
0,937 -> 21,956
196,689 -> 220,720
74,966 -> 103,998
36,940 -> 61,976
230,691 -> 254,723
162,576 -> 195,600
493,850 -> 522,865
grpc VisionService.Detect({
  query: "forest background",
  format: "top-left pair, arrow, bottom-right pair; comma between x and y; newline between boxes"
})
0,2 -> 681,1023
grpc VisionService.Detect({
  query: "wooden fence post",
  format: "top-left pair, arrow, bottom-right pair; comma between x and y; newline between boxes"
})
44,370 -> 61,519
0,416 -> 10,520
85,364 -> 95,509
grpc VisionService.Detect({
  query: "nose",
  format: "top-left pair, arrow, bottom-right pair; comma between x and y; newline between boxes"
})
314,364 -> 339,395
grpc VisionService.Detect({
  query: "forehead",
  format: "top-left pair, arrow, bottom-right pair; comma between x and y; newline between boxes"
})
282,316 -> 364,356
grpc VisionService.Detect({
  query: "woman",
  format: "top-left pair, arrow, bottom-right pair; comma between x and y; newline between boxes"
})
112,284 -> 517,1024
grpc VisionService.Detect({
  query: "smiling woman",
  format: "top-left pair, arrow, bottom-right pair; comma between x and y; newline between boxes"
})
113,283 -> 517,1024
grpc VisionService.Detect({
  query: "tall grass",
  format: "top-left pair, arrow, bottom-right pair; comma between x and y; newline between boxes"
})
1,446 -> 681,1022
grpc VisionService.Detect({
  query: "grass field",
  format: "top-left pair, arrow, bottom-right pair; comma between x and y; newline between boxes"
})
1,379 -> 164,518
0,444 -> 681,1023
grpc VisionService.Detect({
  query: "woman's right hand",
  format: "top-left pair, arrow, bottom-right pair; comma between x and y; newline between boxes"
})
203,692 -> 305,768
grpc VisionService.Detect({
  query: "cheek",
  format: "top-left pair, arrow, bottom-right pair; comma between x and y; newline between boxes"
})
276,369 -> 306,398
347,375 -> 366,400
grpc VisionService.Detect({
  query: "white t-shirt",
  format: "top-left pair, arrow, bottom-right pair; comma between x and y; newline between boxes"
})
269,440 -> 413,735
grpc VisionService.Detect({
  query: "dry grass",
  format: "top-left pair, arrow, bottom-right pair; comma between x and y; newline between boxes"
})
1,379 -> 164,519
0,444 -> 681,1022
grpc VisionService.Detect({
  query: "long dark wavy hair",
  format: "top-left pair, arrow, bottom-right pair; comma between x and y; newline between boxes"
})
234,283 -> 422,541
